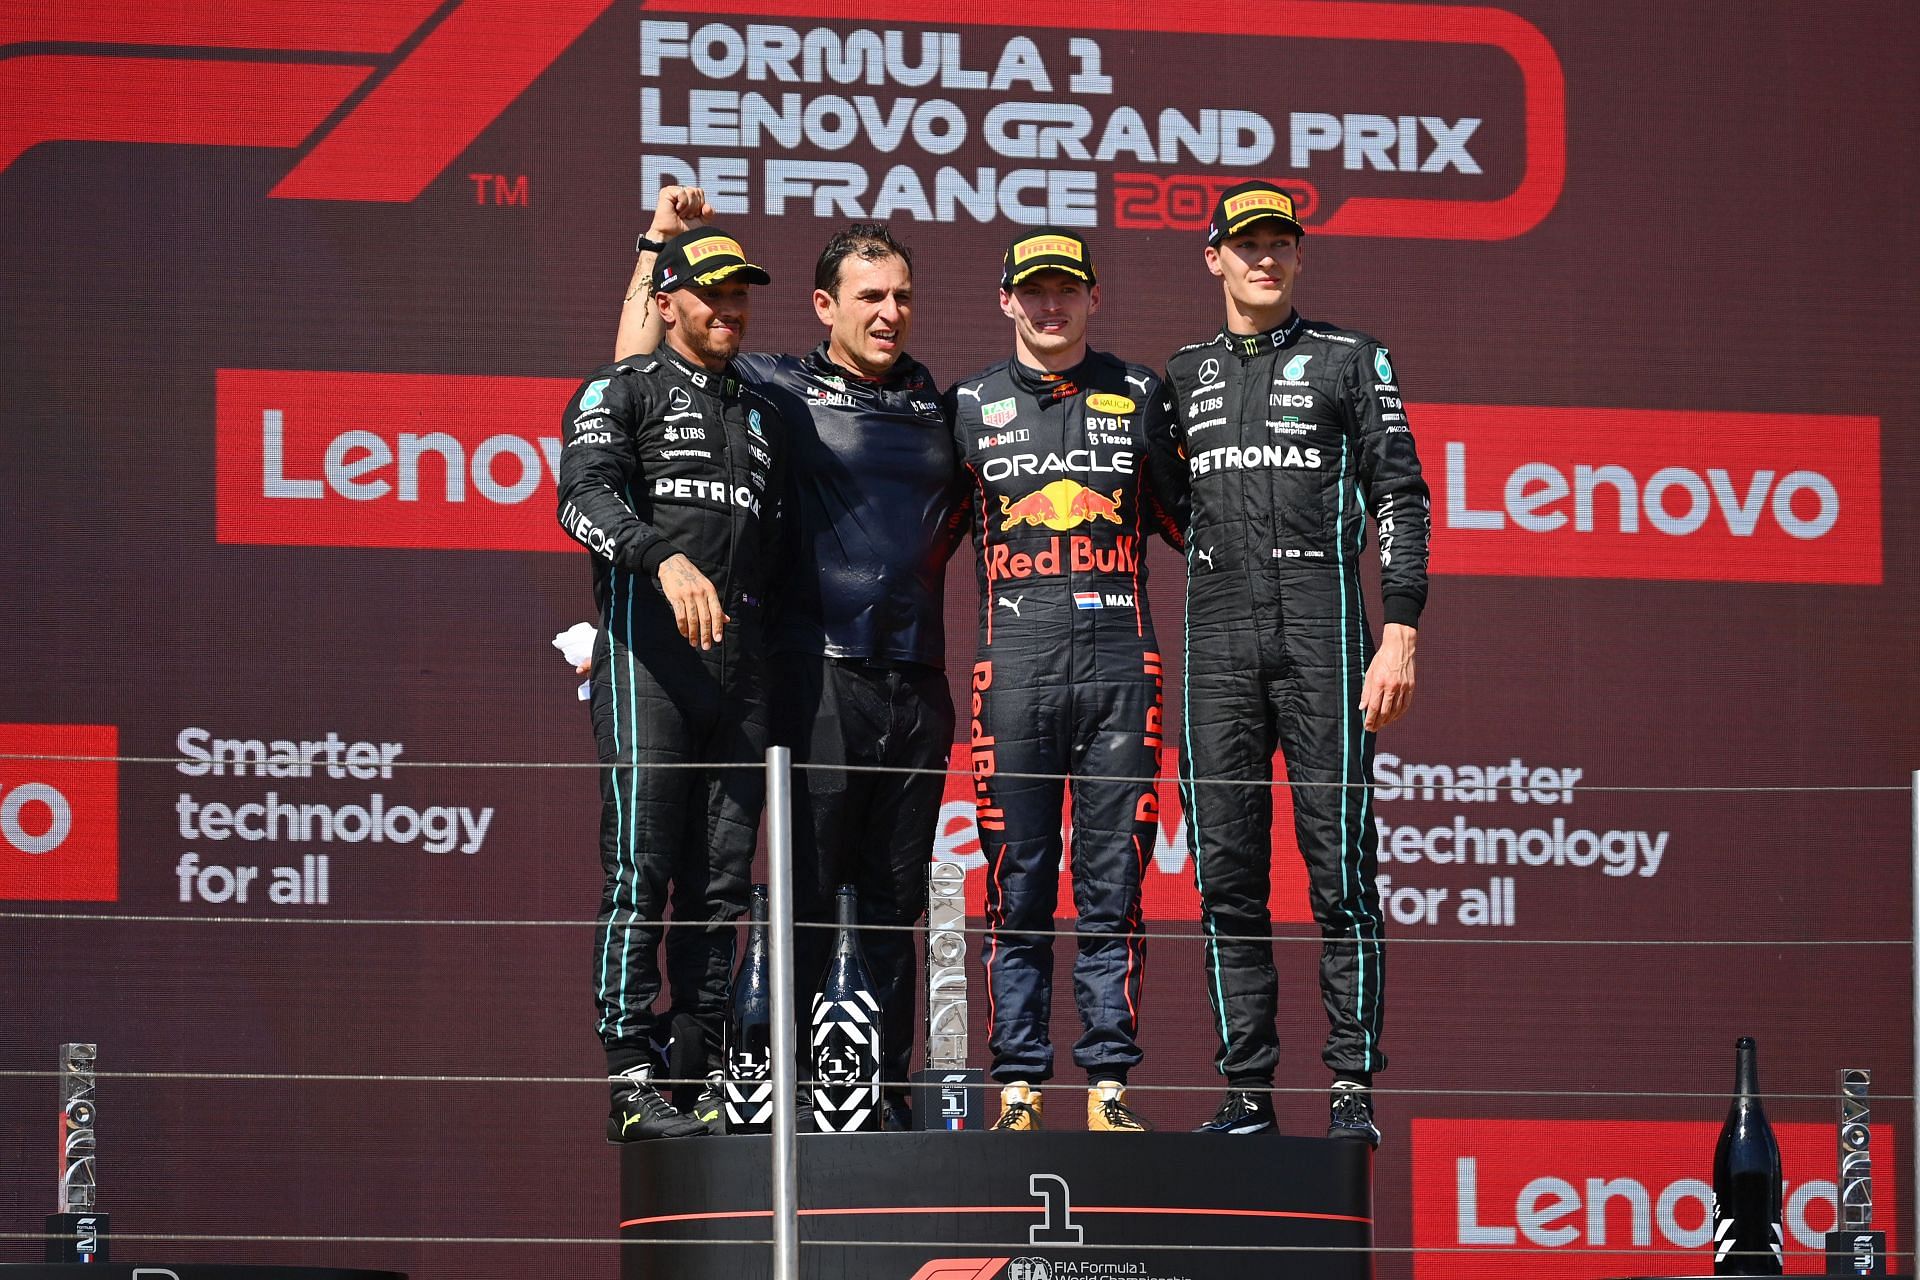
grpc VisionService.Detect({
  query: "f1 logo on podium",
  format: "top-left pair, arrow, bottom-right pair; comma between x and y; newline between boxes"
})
0,724 -> 119,902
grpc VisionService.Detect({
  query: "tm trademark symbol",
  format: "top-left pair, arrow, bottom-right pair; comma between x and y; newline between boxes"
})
467,173 -> 529,206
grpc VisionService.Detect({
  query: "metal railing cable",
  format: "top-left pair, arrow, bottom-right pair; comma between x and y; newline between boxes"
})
0,1066 -> 1904,1104
3,751 -> 1912,1276
0,908 -> 1905,948
0,749 -> 1907,793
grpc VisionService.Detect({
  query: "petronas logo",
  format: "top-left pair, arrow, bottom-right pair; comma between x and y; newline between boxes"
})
1374,348 -> 1395,382
1283,353 -> 1312,380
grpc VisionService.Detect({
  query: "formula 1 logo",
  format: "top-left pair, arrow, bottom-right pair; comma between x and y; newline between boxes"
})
0,0 -> 617,201
0,725 -> 119,902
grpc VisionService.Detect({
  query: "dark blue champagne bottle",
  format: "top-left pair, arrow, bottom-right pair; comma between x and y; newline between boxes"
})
1712,1036 -> 1783,1275
811,884 -> 882,1132
723,885 -> 772,1135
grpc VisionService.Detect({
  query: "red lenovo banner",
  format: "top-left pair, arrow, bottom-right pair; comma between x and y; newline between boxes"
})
218,371 -> 1885,588
1425,406 -> 1882,584
215,370 -> 579,551
1412,1118 -> 1902,1278
0,726 -> 119,903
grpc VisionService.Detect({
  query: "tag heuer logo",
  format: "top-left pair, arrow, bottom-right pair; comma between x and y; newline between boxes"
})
982,397 -> 1018,428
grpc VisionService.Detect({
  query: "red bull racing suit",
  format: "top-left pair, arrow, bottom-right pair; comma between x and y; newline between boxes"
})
1162,312 -> 1430,1085
948,350 -> 1187,1085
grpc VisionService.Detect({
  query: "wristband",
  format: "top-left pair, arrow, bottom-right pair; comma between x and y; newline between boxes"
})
635,233 -> 667,254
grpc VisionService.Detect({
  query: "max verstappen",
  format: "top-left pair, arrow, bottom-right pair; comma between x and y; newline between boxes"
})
1164,182 -> 1430,1146
558,228 -> 788,1141
948,229 -> 1187,1134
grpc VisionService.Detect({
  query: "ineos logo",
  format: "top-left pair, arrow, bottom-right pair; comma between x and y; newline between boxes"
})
0,782 -> 71,855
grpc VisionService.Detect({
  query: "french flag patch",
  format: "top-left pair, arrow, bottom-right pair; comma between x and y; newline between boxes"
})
1073,591 -> 1102,609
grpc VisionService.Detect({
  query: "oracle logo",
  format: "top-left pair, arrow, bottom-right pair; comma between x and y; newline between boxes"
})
1421,405 -> 1882,584
0,725 -> 118,903
216,370 -> 581,551
1412,1118 -> 1901,1279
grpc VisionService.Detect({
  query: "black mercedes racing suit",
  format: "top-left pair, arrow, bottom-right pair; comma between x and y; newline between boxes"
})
948,351 -> 1186,1085
735,345 -> 959,1099
1162,312 -> 1429,1084
556,345 -> 787,1081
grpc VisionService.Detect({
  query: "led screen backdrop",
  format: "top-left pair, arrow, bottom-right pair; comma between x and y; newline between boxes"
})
3,2 -> 1917,1276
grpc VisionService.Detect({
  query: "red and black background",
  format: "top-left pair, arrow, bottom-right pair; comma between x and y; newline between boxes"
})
2,2 -> 1916,1277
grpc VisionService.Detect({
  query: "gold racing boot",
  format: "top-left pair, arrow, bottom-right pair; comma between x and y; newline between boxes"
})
1087,1081 -> 1151,1132
993,1082 -> 1043,1131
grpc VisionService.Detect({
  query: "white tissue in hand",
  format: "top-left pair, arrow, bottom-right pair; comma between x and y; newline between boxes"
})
553,621 -> 597,668
553,622 -> 597,700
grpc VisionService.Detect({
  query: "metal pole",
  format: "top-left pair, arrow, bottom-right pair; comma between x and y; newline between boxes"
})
766,747 -> 800,1280
1910,769 -> 1917,1265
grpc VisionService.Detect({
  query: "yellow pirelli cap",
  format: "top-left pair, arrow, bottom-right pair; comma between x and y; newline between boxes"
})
1208,181 -> 1305,244
1001,227 -> 1097,288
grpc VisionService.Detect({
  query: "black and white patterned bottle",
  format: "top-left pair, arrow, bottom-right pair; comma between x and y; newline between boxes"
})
723,884 -> 773,1134
811,884 -> 882,1132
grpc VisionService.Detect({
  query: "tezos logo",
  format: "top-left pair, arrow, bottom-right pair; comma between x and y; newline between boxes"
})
1374,348 -> 1395,382
1283,353 -> 1313,380
0,725 -> 119,902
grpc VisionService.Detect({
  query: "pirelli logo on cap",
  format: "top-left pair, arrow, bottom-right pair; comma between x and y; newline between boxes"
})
1085,392 -> 1136,414
1013,234 -> 1084,263
684,235 -> 745,263
1226,190 -> 1295,222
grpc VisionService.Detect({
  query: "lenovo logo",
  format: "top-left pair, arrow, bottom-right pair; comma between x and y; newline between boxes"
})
1422,405 -> 1882,584
0,0 -> 615,201
1412,1118 -> 1901,1278
0,725 -> 118,902
216,370 -> 579,551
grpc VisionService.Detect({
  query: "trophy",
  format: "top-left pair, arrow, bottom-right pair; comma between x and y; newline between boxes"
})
1825,1068 -> 1885,1275
911,861 -> 985,1129
46,1042 -> 107,1263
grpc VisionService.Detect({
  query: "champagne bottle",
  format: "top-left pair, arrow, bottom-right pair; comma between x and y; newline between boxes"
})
811,884 -> 882,1132
723,885 -> 772,1135
1712,1036 -> 1783,1275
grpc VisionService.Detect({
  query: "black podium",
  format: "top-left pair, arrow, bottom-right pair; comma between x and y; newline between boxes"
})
621,1131 -> 1373,1279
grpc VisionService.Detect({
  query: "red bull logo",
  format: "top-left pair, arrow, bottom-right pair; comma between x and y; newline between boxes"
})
998,480 -> 1126,531
984,534 -> 1139,580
